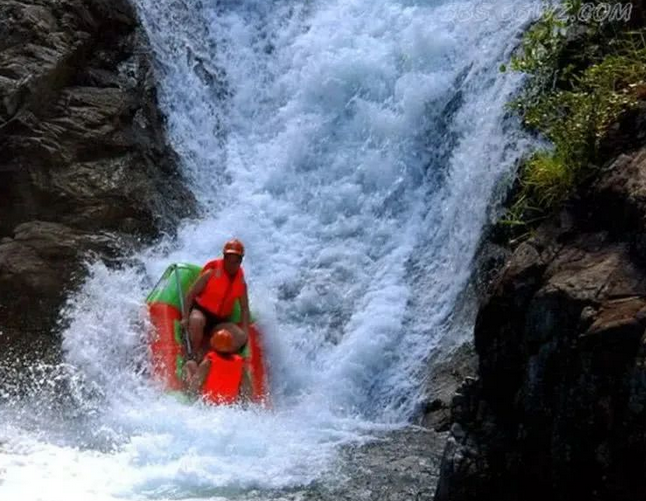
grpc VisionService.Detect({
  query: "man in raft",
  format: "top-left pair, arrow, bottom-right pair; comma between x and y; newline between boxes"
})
181,238 -> 251,384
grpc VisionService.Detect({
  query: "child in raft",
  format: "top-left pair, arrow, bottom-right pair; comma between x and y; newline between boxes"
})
184,327 -> 252,401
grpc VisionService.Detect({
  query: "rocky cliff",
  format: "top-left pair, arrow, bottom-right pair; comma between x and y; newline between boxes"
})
436,119 -> 646,499
0,0 -> 196,349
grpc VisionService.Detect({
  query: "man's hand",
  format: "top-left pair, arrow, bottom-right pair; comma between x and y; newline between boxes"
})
240,286 -> 251,343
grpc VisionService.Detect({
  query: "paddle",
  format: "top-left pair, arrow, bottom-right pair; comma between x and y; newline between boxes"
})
174,265 -> 194,359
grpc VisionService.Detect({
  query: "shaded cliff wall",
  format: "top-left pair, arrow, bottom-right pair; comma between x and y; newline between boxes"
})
436,99 -> 646,501
434,1 -> 646,497
0,0 -> 196,348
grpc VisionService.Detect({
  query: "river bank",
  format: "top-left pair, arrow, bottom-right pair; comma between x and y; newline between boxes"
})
436,2 -> 646,499
0,0 -> 195,351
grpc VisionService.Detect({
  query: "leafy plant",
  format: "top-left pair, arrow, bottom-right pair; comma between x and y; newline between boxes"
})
500,1 -> 646,236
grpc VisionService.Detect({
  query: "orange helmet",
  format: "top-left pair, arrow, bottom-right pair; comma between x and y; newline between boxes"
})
223,238 -> 245,257
210,329 -> 234,353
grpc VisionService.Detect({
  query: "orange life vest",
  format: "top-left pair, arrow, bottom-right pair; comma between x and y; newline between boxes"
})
201,352 -> 245,404
195,259 -> 246,318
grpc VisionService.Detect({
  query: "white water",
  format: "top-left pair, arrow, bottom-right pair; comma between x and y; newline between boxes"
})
0,0 -> 536,499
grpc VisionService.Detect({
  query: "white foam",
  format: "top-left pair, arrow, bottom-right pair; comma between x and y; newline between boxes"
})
0,0 -> 537,497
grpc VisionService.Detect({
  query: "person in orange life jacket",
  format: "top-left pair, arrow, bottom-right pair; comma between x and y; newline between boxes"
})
185,328 -> 251,397
181,239 -> 250,366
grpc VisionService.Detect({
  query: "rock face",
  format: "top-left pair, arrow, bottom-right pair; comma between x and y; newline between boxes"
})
0,0 -> 196,346
436,146 -> 646,501
420,342 -> 478,432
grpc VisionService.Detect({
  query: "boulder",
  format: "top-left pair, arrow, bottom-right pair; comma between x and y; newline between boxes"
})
0,0 -> 196,345
437,166 -> 646,499
0,221 -> 120,347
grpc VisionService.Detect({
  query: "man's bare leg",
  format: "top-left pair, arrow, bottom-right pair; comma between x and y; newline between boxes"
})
188,309 -> 207,360
187,359 -> 212,395
183,360 -> 198,383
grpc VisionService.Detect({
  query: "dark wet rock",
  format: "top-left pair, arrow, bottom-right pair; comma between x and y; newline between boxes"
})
325,428 -> 445,501
0,0 -> 196,344
419,233 -> 500,434
581,148 -> 646,252
420,342 -> 478,432
250,427 -> 447,501
436,151 -> 646,500
0,221 -> 121,348
598,103 -> 646,162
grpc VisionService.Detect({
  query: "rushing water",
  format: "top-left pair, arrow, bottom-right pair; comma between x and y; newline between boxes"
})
0,0 -> 536,499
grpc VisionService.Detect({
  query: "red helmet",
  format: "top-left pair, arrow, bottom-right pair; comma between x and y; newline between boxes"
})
210,329 -> 234,353
223,238 -> 245,257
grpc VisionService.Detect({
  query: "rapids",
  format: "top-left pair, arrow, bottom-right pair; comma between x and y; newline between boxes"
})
0,0 -> 537,499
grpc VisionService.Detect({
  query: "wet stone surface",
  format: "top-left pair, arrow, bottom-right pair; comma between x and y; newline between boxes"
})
247,427 -> 447,501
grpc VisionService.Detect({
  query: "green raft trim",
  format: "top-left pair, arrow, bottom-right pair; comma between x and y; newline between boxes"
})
146,263 -> 202,310
167,390 -> 197,404
146,262 -> 255,324
148,262 -> 257,390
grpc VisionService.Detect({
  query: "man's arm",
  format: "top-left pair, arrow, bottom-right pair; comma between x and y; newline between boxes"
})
182,270 -> 213,320
240,284 -> 251,339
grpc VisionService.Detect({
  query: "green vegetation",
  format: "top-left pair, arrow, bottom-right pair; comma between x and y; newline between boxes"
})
501,0 -> 646,231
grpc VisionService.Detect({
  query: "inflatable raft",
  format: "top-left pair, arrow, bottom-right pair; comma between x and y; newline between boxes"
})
146,263 -> 269,405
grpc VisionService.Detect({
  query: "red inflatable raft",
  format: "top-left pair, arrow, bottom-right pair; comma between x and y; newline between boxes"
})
146,263 -> 269,405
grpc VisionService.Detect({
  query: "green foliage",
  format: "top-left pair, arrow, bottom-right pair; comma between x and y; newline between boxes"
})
509,2 -> 573,75
523,151 -> 575,207
502,1 -> 646,234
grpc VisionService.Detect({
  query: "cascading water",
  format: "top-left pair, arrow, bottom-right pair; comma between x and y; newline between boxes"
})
0,0 -> 538,499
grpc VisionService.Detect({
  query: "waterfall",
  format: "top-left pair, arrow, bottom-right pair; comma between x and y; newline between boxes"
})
0,0 -> 536,498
